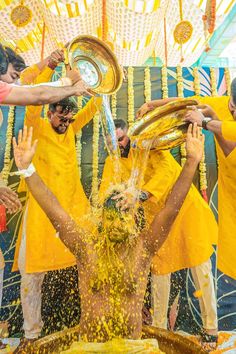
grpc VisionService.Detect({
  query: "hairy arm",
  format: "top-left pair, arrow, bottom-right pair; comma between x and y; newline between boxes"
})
145,157 -> 198,256
3,84 -> 79,106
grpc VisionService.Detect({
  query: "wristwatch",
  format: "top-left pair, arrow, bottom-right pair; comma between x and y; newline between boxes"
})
139,191 -> 150,202
202,117 -> 212,130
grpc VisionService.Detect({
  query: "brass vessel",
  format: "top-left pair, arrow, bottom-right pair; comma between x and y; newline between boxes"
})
29,325 -> 207,353
128,99 -> 199,150
67,35 -> 123,95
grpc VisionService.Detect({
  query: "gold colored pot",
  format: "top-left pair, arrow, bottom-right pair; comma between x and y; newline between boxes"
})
128,99 -> 198,150
67,35 -> 123,95
29,325 -> 207,353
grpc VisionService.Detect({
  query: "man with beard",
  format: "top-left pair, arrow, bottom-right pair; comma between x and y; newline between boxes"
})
99,118 -> 218,351
12,123 -> 205,350
12,62 -> 101,351
137,78 -> 236,281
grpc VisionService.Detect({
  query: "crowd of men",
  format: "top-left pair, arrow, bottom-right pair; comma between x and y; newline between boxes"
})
0,44 -> 236,353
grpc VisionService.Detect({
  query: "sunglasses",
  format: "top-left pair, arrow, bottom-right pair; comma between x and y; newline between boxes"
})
58,116 -> 75,124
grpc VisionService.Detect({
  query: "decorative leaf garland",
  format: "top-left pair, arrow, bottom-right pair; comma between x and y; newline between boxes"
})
224,68 -> 231,96
161,66 -> 168,99
210,67 -> 217,97
176,65 -> 184,98
2,106 -> 15,183
144,67 -> 151,103
91,111 -> 100,206
193,67 -> 201,96
76,96 -> 83,179
111,93 -> 117,120
128,67 -> 134,126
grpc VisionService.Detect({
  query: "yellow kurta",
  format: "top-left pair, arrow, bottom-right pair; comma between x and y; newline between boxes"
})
222,121 -> 236,141
13,67 -> 102,273
99,149 -> 218,275
194,95 -> 236,279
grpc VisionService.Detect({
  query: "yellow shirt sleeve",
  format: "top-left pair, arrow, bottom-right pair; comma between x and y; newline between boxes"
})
25,67 -> 54,128
192,95 -> 232,122
222,121 -> 236,141
72,96 -> 102,134
20,64 -> 41,85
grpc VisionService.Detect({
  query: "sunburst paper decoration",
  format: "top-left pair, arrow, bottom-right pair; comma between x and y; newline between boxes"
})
11,1 -> 32,28
174,20 -> 193,44
202,0 -> 216,51
174,0 -> 193,62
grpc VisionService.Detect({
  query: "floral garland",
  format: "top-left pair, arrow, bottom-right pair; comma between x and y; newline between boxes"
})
128,67 -> 134,126
161,66 -> 168,99
76,96 -> 83,178
224,68 -> 231,96
199,147 -> 208,202
210,67 -> 217,97
2,106 -> 15,183
91,111 -> 100,206
193,67 -> 201,96
144,67 -> 151,102
111,93 -> 117,120
176,65 -> 184,98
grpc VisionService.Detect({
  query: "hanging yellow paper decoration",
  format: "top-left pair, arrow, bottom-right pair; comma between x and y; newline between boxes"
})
10,1 -> 32,28
174,0 -> 193,62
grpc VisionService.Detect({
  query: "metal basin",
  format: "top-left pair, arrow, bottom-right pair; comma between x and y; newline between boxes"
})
29,325 -> 207,353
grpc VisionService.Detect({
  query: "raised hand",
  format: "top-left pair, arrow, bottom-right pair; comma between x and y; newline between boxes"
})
66,68 -> 82,85
13,126 -> 38,170
73,79 -> 93,97
47,49 -> 65,69
185,123 -> 205,164
184,105 -> 204,126
136,102 -> 156,119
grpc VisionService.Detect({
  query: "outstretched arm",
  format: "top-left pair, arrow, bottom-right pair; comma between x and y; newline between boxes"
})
136,97 -> 180,119
13,127 -> 84,256
145,123 -> 204,256
184,105 -> 236,156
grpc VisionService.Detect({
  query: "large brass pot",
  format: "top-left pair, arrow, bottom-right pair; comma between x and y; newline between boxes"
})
128,99 -> 198,150
29,325 -> 207,353
67,35 -> 123,95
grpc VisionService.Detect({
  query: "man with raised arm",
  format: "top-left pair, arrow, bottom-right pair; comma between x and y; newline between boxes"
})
13,123 -> 204,349
137,78 -> 236,283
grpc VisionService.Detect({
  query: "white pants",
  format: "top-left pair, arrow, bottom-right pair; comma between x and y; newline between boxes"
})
152,259 -> 218,331
18,207 -> 46,339
0,268 -> 3,310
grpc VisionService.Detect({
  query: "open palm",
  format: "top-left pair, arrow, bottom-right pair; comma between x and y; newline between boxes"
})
186,123 -> 205,163
13,126 -> 38,170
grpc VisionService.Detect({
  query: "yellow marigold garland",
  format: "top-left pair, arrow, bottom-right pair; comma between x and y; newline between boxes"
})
76,96 -> 83,178
111,93 -> 117,120
199,145 -> 208,202
128,67 -> 134,126
210,67 -> 217,97
176,65 -> 184,98
224,68 -> 231,96
193,67 -> 201,96
2,106 -> 15,183
161,66 -> 168,99
144,67 -> 151,103
92,111 -> 100,206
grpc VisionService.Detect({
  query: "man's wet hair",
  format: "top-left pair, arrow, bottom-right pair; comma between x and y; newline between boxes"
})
103,191 -> 145,231
114,119 -> 128,131
0,44 -> 26,75
49,97 -> 78,114
231,78 -> 236,106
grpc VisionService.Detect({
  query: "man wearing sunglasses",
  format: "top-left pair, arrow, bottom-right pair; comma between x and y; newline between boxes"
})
12,61 -> 102,351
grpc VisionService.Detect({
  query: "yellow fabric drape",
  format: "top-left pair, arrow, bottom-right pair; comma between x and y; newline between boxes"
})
222,121 -> 236,141
13,66 -> 102,273
99,149 -> 217,275
193,95 -> 236,279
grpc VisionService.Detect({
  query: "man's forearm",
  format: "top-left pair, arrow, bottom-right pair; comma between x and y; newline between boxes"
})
150,97 -> 179,108
5,85 -> 77,106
